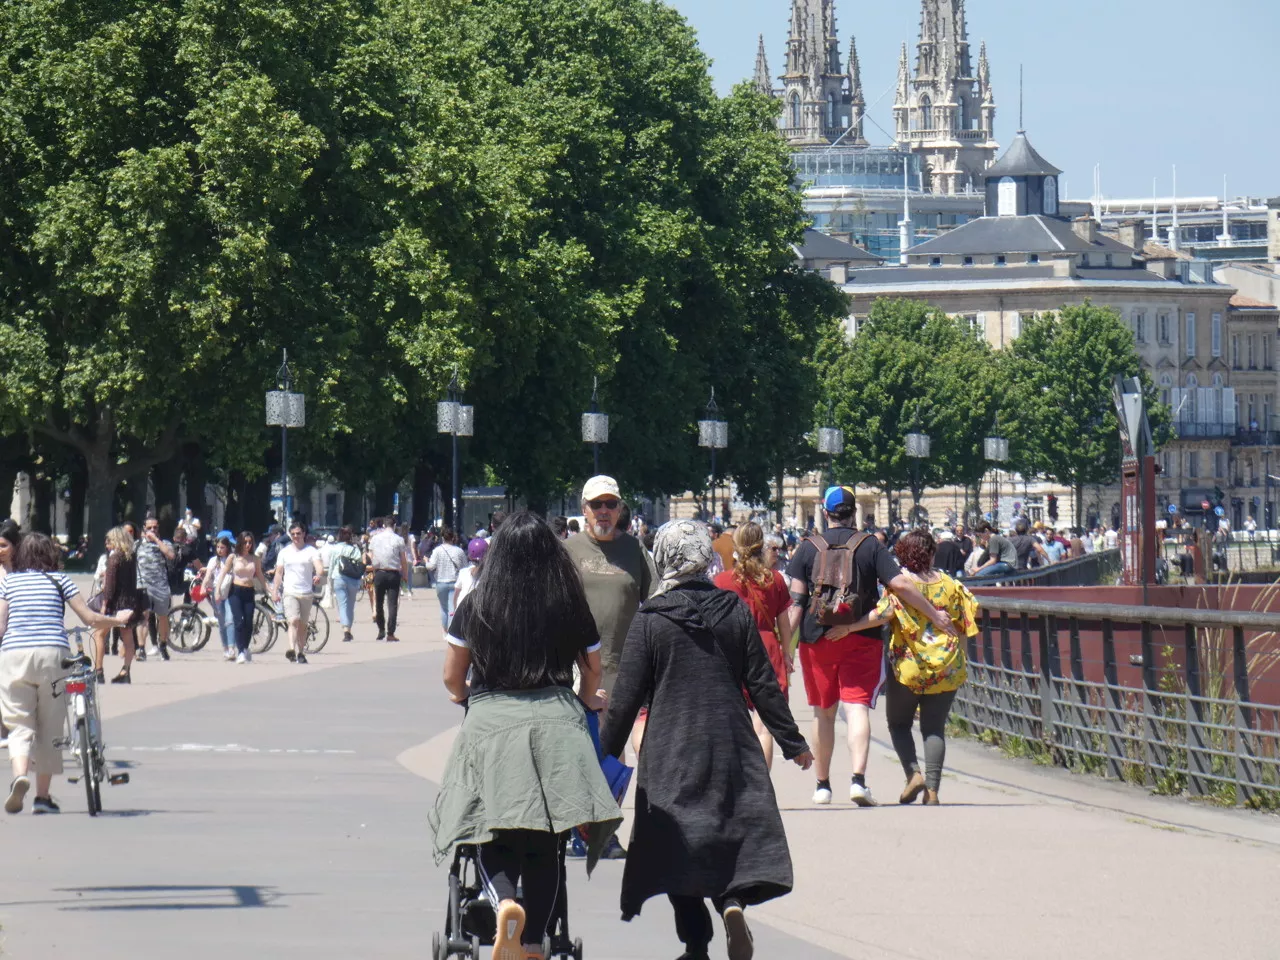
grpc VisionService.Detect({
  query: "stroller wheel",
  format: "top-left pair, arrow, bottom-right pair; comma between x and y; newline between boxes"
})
432,932 -> 444,960
469,934 -> 481,960
573,936 -> 584,960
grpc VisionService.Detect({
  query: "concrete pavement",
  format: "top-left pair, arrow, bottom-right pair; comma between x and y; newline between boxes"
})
2,586 -> 1279,959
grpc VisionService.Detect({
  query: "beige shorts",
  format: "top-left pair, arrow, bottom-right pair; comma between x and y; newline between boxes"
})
283,594 -> 313,623
0,646 -> 67,775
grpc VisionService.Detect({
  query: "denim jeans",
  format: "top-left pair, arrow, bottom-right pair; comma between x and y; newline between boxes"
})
227,585 -> 256,654
213,597 -> 234,650
333,575 -> 361,630
973,561 -> 1016,578
435,581 -> 456,630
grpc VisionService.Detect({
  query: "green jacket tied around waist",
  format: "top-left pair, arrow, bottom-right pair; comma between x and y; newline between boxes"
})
428,686 -> 622,874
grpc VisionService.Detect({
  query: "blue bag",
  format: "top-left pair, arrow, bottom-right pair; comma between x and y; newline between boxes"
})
584,709 -> 634,805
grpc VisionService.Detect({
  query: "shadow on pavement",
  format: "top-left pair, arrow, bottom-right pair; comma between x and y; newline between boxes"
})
45,884 -> 288,911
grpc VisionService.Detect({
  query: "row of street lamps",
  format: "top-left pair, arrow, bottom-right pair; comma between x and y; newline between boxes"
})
262,355 -> 1013,527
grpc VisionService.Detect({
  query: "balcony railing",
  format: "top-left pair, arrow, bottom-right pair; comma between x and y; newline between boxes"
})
1175,420 -> 1235,439
1233,429 -> 1279,447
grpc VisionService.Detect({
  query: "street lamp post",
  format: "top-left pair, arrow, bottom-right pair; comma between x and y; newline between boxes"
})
581,377 -> 609,475
264,350 -> 305,524
698,389 -> 729,522
984,429 -> 1010,528
905,406 -> 931,527
816,405 -> 844,531
436,372 -> 474,530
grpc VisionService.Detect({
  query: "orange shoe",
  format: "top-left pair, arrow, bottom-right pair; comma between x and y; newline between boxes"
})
493,900 -> 527,960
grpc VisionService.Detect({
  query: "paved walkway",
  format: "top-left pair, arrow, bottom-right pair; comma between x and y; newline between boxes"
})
1,587 -> 1278,959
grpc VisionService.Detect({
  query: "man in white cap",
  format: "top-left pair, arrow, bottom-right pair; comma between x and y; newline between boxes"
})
563,475 -> 656,860
564,476 -> 656,697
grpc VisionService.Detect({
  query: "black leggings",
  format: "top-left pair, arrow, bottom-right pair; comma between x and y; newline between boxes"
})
670,895 -> 730,951
477,829 -> 563,946
884,675 -> 957,791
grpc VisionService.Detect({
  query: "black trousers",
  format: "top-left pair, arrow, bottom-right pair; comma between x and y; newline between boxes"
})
373,570 -> 401,637
477,829 -> 563,946
670,895 -> 727,951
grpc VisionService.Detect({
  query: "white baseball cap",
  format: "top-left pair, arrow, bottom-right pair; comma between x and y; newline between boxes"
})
582,475 -> 621,502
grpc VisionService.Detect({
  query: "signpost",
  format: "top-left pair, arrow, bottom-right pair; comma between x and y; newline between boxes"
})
1113,376 -> 1157,590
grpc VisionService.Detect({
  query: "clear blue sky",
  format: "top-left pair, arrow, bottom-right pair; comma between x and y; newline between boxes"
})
669,0 -> 1278,202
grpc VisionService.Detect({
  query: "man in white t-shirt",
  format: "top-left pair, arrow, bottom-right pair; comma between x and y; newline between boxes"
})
271,521 -> 325,663
1104,526 -> 1119,550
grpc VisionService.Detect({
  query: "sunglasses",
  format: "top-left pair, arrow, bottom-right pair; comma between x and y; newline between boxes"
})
587,498 -> 620,511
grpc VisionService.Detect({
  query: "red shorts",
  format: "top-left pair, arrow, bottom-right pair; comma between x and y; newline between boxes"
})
799,634 -> 886,710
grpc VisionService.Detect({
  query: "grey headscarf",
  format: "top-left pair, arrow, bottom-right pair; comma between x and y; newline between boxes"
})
651,519 -> 714,596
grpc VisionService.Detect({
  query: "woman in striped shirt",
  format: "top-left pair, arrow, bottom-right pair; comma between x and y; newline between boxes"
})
0,533 -> 133,815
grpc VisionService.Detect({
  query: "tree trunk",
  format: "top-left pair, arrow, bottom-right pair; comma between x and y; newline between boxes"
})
775,464 -> 785,525
341,480 -> 364,526
373,480 -> 397,518
121,468 -> 150,524
85,458 -> 120,555
244,472 -> 273,533
221,471 -> 243,534
0,462 -> 18,526
67,459 -> 87,543
153,455 -> 183,538
182,442 -> 209,529
411,460 -> 435,531
29,474 -> 54,534
1075,482 -> 1085,532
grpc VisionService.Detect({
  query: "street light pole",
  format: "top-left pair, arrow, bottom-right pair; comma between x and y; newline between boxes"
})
698,389 -> 729,523
816,403 -> 844,532
437,372 -> 474,531
905,403 -> 931,527
265,350 -> 305,524
581,376 -> 609,475
984,425 -> 1010,529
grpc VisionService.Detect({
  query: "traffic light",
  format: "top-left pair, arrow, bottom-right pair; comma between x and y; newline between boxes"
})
1213,486 -> 1226,505
1047,494 -> 1058,522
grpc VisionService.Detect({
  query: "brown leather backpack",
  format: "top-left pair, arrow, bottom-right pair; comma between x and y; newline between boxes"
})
803,531 -> 871,634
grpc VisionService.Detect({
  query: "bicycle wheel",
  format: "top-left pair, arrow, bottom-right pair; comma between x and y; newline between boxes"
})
89,700 -> 104,813
305,602 -> 330,653
78,716 -> 97,816
167,605 -> 209,653
250,604 -> 277,654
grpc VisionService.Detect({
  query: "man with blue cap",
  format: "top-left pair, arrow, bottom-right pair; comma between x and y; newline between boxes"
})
785,485 -> 958,807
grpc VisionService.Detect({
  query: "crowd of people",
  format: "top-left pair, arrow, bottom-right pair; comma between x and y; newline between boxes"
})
1,479 -> 985,960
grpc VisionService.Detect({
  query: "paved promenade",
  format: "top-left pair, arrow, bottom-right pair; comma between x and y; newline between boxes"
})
1,587 -> 1277,959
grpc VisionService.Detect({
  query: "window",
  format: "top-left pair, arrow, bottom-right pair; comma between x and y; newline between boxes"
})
963,256 -> 974,265
1159,312 -> 1171,343
1232,333 -> 1241,368
930,256 -> 942,267
1134,311 -> 1146,342
996,255 -> 1007,266
1159,373 -> 1173,408
1080,254 -> 1089,267
1248,394 -> 1257,427
1211,313 -> 1222,357
1248,334 -> 1256,369
1186,312 -> 1196,356
789,94 -> 800,129
1267,396 -> 1273,432
1188,452 -> 1200,478
1161,452 -> 1173,478
1010,312 -> 1022,339
1215,451 -> 1225,479
920,95 -> 933,130
1105,254 -> 1114,267
827,93 -> 838,128
1043,177 -> 1058,216
1266,335 -> 1273,370
962,314 -> 987,339
1029,253 -> 1040,264
997,177 -> 1017,217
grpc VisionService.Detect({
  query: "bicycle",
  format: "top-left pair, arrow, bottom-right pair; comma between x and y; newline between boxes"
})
54,627 -> 129,815
167,602 -> 215,653
250,593 -> 330,655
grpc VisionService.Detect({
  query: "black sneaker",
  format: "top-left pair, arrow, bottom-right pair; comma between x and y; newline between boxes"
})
601,834 -> 627,859
285,649 -> 297,662
375,631 -> 386,641
342,631 -> 352,642
32,795 -> 61,815
721,900 -> 753,960
296,653 -> 308,664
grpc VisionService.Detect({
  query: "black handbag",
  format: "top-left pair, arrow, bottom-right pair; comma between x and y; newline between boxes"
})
337,550 -> 363,580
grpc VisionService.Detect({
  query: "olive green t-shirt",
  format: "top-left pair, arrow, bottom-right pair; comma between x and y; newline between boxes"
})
564,531 -> 656,690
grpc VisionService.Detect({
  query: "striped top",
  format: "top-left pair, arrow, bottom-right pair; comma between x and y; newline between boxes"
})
0,571 -> 77,651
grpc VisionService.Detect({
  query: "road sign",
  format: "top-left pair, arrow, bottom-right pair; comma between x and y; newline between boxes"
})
1201,500 -> 1211,510
1168,503 -> 1178,514
1215,506 -> 1225,517
271,482 -> 284,497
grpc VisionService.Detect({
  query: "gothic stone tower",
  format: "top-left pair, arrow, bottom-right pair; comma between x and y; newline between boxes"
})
893,0 -> 998,195
774,0 -> 866,146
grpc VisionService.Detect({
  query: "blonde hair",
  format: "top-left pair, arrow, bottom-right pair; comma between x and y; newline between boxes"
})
105,525 -> 135,558
731,522 -> 771,588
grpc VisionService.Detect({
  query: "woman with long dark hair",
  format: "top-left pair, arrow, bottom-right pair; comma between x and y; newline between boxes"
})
0,519 -> 19,586
217,532 -> 268,664
431,512 -> 621,960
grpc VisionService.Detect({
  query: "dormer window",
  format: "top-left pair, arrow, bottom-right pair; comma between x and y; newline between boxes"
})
996,255 -> 1007,266
997,177 -> 1017,217
1029,253 -> 1040,264
963,256 -> 974,265
930,257 -> 942,267
1081,254 -> 1089,267
1105,254 -> 1114,267
1043,177 -> 1059,216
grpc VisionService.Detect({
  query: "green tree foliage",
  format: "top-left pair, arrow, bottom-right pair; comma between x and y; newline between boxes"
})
999,302 -> 1171,523
818,299 -> 999,520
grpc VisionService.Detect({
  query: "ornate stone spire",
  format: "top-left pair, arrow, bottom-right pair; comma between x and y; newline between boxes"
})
896,42 -> 910,103
978,40 -> 992,102
847,35 -> 867,145
753,34 -> 772,96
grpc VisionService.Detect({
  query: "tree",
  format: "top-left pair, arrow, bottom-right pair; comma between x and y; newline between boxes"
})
1000,302 -> 1171,524
817,298 -> 999,523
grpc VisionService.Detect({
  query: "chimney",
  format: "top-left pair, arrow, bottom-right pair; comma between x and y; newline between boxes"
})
1072,216 -> 1098,245
1268,197 -> 1280,264
1117,219 -> 1144,252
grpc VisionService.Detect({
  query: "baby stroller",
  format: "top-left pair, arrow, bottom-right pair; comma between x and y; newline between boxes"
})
432,839 -> 583,960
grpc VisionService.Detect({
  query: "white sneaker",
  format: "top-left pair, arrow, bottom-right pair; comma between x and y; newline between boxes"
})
224,649 -> 236,661
147,645 -> 160,656
812,784 -> 833,805
235,652 -> 248,664
850,782 -> 878,807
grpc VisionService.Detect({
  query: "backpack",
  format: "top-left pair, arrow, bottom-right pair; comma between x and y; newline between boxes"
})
802,531 -> 871,639
262,534 -> 284,572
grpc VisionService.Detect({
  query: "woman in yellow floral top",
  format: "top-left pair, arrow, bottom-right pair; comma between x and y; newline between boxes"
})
844,528 -> 979,805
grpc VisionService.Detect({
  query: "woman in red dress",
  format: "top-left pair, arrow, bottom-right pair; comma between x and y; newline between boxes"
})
713,521 -> 795,769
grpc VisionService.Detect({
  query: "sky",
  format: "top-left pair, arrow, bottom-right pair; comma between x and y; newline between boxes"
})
668,0 -> 1278,203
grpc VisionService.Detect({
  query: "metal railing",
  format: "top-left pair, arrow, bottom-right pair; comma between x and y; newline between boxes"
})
954,596 -> 1280,807
962,549 -> 1121,588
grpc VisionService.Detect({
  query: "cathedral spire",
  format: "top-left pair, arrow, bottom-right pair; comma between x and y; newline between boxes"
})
978,40 -> 992,103
753,34 -> 772,96
847,35 -> 867,146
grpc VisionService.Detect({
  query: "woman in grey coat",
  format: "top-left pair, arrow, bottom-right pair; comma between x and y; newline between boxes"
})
601,520 -> 813,960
